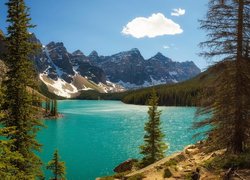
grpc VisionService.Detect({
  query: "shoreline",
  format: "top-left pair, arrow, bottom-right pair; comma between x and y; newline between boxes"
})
97,142 -> 250,180
42,113 -> 64,120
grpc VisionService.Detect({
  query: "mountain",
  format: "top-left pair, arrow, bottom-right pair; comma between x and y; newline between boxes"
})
32,35 -> 124,98
88,49 -> 201,89
1,33 -> 201,98
77,62 -> 219,105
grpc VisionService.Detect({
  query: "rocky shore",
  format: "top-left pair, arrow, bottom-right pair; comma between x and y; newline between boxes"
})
97,142 -> 250,180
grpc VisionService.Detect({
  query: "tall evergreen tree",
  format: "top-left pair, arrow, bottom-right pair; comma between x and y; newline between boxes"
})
0,67 -> 25,178
195,0 -> 250,153
140,89 -> 167,167
53,99 -> 58,117
51,99 -> 54,115
1,0 -> 43,177
46,150 -> 66,180
45,98 -> 50,114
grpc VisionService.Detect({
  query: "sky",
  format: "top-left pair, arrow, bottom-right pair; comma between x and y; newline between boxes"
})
0,0 -> 209,70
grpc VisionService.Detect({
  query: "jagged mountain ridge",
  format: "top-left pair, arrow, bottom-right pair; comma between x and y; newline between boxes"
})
88,48 -> 201,88
1,33 -> 201,98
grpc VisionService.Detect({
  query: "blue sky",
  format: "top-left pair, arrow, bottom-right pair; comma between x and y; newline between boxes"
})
0,0 -> 209,70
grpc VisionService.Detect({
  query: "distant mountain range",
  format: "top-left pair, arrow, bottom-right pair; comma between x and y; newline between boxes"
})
1,33 -> 201,98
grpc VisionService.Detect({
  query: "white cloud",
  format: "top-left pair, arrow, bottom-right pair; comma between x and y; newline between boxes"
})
121,13 -> 183,38
163,45 -> 170,49
171,8 -> 186,16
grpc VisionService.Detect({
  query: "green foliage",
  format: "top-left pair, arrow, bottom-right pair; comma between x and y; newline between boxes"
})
0,0 -> 44,178
1,86 -> 25,179
76,68 -> 217,107
77,90 -> 128,101
0,128 -> 28,179
46,150 -> 66,180
139,89 -> 168,167
121,69 -> 215,106
163,159 -> 177,167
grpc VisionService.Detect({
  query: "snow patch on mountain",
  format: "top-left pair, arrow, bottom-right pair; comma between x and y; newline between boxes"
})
40,74 -> 79,98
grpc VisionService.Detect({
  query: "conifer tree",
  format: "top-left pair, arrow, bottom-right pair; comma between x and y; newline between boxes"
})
1,0 -> 43,177
140,89 -> 167,167
0,71 -> 25,178
51,99 -> 54,115
50,99 -> 58,117
47,150 -> 66,180
45,98 -> 50,114
54,99 -> 58,116
194,0 -> 250,153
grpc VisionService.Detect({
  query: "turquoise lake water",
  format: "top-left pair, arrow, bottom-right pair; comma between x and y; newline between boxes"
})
38,100 -> 203,180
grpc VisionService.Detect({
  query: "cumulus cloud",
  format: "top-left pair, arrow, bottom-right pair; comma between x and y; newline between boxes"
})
121,13 -> 183,38
171,8 -> 186,16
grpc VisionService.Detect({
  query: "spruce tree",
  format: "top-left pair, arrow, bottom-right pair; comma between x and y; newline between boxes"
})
46,150 -> 66,180
0,68 -> 25,178
51,99 -> 55,116
54,99 -> 58,117
45,98 -> 50,114
1,0 -> 43,177
194,0 -> 250,153
140,89 -> 167,167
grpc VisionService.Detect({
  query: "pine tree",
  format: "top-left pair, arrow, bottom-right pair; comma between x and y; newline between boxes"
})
1,0 -> 44,177
54,99 -> 58,116
140,89 -> 167,167
47,150 -> 66,180
45,98 -> 51,114
0,71 -> 25,178
51,99 -> 54,115
194,0 -> 250,153
50,99 -> 58,117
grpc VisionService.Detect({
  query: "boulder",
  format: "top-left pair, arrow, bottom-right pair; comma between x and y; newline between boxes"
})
113,159 -> 138,173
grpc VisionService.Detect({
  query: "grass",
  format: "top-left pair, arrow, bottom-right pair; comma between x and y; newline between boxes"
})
163,159 -> 178,167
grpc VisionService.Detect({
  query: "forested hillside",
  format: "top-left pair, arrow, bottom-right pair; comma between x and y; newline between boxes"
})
77,62 -> 220,106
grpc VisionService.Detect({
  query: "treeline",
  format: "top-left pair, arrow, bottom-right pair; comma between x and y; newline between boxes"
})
76,90 -> 129,101
76,68 -> 215,107
122,84 -> 200,106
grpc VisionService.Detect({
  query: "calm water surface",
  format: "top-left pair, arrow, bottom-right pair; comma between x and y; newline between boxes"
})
38,100 -> 202,180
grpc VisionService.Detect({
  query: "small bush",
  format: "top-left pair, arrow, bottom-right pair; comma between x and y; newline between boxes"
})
163,159 -> 177,167
163,168 -> 172,178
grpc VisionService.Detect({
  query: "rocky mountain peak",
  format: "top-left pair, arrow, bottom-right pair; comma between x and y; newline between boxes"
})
28,33 -> 42,45
72,50 -> 84,56
149,52 -> 172,62
89,50 -> 99,57
30,35 -> 201,97
130,48 -> 140,54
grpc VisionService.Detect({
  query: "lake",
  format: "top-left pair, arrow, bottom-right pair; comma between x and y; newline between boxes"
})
38,100 -> 203,180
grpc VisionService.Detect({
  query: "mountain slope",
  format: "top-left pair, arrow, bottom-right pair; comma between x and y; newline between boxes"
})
32,37 -> 125,98
1,32 -> 201,98
88,49 -> 201,89
77,63 -> 218,106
